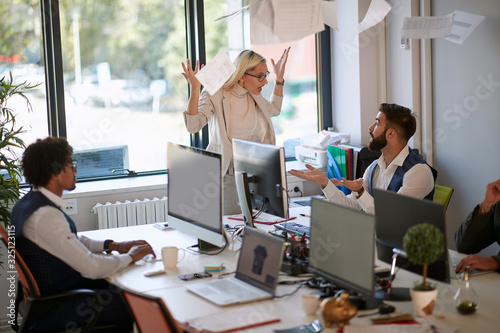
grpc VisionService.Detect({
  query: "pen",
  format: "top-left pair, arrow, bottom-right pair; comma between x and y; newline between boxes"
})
299,214 -> 311,217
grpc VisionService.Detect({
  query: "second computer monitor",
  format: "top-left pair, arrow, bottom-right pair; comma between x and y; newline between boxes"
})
232,139 -> 289,226
373,188 -> 450,284
308,198 -> 375,297
167,142 -> 225,250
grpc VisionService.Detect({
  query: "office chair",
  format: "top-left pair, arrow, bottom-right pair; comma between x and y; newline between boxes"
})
433,184 -> 454,212
0,224 -> 102,333
119,286 -> 183,333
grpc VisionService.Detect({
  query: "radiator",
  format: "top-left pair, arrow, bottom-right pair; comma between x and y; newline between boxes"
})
92,197 -> 168,229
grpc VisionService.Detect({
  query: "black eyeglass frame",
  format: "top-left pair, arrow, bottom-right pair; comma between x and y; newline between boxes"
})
244,70 -> 270,82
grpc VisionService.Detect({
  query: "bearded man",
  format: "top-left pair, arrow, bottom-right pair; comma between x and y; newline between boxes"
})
290,103 -> 437,214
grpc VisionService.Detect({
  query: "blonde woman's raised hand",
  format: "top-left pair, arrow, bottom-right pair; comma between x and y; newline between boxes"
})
181,59 -> 203,91
271,47 -> 291,82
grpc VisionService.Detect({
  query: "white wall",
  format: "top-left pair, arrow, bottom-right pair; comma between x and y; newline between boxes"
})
332,0 -> 500,251
332,0 -> 381,146
432,0 -> 500,252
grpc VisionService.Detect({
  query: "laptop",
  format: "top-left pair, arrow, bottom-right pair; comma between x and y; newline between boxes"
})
186,227 -> 285,306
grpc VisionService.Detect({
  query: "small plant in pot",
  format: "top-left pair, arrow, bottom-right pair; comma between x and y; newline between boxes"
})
403,223 -> 445,316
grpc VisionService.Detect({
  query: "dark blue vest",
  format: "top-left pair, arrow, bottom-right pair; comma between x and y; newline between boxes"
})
11,190 -> 85,295
367,150 -> 437,200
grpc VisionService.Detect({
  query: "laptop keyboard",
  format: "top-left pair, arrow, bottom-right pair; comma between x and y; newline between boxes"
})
274,222 -> 310,238
206,279 -> 263,298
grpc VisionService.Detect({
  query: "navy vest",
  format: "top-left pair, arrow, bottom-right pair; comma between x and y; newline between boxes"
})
367,150 -> 437,200
11,190 -> 85,295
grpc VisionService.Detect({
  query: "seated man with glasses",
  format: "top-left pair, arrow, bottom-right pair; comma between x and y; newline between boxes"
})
181,47 -> 290,215
11,136 -> 156,331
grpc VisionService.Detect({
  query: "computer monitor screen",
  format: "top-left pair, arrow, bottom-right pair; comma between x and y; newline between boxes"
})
167,142 -> 225,250
373,189 -> 450,284
232,139 -> 289,226
308,198 -> 375,297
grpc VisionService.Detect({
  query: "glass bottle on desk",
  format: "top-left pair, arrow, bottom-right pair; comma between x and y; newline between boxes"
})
454,271 -> 479,314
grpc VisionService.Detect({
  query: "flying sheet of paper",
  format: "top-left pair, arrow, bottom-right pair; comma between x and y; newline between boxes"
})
358,0 -> 391,33
195,51 -> 236,96
322,0 -> 338,31
400,13 -> 454,39
214,5 -> 249,22
445,11 -> 485,45
250,0 -> 282,45
272,0 -> 325,43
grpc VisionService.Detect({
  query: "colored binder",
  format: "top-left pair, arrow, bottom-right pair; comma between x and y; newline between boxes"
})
326,146 -> 348,194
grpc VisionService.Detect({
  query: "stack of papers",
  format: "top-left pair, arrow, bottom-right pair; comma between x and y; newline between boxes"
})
184,306 -> 280,332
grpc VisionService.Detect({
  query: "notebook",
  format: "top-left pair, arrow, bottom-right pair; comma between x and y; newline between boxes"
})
186,227 -> 285,306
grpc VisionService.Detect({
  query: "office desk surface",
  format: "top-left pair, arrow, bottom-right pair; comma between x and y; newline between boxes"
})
81,208 -> 500,332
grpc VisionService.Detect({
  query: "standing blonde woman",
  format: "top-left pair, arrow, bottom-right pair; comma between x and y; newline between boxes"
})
181,47 -> 290,215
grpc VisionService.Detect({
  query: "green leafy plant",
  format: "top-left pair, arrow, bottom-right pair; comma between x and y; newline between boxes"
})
403,223 -> 445,290
0,72 -> 37,228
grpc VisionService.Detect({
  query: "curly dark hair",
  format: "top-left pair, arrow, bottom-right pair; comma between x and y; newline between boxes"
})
22,137 -> 74,187
379,103 -> 417,142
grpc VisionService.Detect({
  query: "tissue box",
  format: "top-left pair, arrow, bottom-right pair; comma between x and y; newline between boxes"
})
295,146 -> 327,167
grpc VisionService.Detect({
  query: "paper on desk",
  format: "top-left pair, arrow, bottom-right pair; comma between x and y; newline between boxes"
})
344,324 -> 422,333
184,305 -> 280,332
195,51 -> 236,96
358,0 -> 391,33
445,11 -> 485,45
229,211 -> 297,225
345,315 -> 459,333
401,13 -> 454,39
300,131 -> 350,149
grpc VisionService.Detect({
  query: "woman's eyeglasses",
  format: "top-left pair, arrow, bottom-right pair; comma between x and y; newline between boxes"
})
245,71 -> 270,82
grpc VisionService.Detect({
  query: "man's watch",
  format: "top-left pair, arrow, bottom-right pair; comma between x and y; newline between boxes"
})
103,239 -> 114,254
355,187 -> 365,199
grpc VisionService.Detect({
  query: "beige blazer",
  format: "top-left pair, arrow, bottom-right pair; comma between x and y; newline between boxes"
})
183,88 -> 283,174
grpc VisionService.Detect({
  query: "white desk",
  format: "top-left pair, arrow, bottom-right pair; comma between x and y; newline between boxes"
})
80,207 -> 500,332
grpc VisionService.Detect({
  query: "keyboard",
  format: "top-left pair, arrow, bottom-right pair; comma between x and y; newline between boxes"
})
274,222 -> 310,238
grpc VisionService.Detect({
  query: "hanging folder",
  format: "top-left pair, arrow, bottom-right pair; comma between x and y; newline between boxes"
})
326,146 -> 348,195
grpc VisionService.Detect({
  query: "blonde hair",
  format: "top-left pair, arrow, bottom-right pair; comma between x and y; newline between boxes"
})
222,50 -> 266,90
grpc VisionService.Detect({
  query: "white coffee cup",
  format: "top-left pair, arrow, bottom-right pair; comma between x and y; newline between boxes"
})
161,246 -> 185,269
301,293 -> 321,315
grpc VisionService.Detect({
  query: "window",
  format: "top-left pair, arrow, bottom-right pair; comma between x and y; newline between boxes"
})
61,1 -> 189,176
203,0 -> 320,154
3,0 -> 329,181
0,1 -> 49,157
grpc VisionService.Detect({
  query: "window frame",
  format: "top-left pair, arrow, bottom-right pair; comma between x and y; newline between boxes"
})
39,0 -> 332,181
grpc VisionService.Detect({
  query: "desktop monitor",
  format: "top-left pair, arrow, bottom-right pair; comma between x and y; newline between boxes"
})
232,139 -> 289,227
373,189 -> 450,299
167,142 -> 225,250
308,198 -> 376,302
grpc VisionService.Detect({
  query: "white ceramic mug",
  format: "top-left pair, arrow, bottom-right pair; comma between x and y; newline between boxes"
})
301,293 -> 321,315
161,246 -> 185,269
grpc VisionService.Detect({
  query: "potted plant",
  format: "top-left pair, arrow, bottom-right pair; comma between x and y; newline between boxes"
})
0,72 -> 37,228
403,222 -> 445,317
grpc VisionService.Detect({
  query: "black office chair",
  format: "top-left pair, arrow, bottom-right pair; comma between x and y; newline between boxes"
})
1,224 -> 104,333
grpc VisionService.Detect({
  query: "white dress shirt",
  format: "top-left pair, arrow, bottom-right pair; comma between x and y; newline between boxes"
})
21,187 -> 132,279
322,146 -> 435,215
